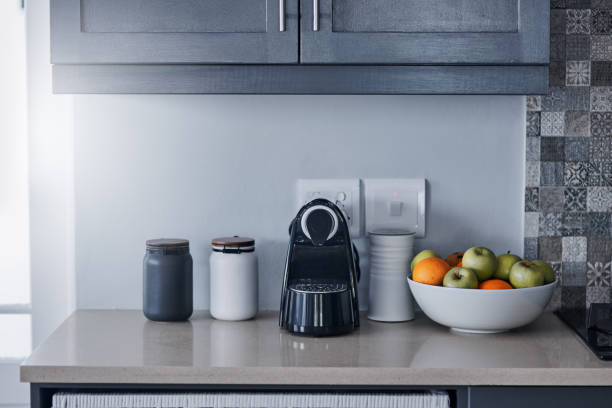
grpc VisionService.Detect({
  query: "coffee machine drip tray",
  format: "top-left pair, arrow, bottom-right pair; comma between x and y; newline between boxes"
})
289,279 -> 348,294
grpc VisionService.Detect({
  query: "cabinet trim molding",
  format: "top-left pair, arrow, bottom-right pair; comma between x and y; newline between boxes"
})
52,64 -> 548,95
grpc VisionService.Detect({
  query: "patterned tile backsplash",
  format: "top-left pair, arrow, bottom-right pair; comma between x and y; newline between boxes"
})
526,0 -> 612,310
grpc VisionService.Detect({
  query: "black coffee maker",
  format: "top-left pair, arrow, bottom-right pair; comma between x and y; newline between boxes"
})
279,198 -> 360,336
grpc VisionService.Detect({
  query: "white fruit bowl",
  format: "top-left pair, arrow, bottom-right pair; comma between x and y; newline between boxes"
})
407,278 -> 557,333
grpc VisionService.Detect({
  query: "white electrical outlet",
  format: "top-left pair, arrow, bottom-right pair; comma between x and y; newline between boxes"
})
296,179 -> 361,237
363,178 -> 426,237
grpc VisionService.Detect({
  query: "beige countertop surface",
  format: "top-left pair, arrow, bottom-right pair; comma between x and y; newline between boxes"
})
20,310 -> 612,386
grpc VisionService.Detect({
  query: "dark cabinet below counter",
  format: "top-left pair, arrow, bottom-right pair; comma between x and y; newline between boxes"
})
50,0 -> 550,94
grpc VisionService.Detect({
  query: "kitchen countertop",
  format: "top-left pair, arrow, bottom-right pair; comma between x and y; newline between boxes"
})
20,310 -> 612,386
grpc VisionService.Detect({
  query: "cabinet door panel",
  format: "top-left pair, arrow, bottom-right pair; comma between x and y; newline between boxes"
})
52,0 -> 298,64
301,0 -> 548,64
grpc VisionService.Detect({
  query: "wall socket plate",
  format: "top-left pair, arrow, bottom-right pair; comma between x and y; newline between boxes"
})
363,178 -> 426,237
296,179 -> 361,237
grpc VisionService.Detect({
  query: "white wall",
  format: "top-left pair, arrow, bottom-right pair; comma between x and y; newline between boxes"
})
27,0 -> 76,347
73,94 -> 525,310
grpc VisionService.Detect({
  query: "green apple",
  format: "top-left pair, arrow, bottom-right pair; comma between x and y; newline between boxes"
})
532,260 -> 555,284
462,246 -> 497,281
443,267 -> 479,289
509,261 -> 544,288
494,252 -> 521,281
411,249 -> 442,271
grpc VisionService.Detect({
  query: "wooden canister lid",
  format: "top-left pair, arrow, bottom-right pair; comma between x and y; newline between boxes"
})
146,238 -> 189,248
211,236 -> 255,248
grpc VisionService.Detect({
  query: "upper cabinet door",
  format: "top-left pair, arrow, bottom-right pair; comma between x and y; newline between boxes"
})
300,0 -> 549,64
51,0 -> 298,64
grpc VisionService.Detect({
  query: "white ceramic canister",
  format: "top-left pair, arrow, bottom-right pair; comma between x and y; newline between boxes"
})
210,236 -> 258,321
367,229 -> 415,322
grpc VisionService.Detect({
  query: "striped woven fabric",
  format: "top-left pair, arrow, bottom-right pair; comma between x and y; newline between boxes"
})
52,392 -> 450,408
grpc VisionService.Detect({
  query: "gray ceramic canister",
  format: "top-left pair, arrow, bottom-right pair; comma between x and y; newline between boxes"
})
143,238 -> 193,321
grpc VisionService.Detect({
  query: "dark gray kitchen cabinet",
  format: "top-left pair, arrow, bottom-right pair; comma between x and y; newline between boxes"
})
300,0 -> 549,64
50,0 -> 549,94
51,0 -> 299,64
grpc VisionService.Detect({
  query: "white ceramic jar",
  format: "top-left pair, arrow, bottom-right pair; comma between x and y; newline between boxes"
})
210,237 -> 258,321
367,229 -> 415,322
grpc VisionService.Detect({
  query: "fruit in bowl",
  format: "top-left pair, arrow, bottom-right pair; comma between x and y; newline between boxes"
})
461,246 -> 497,281
408,247 -> 557,332
495,252 -> 521,281
442,267 -> 478,289
509,261 -> 545,288
410,249 -> 442,271
407,277 -> 557,333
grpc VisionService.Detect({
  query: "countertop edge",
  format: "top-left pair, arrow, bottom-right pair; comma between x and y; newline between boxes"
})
20,366 -> 612,387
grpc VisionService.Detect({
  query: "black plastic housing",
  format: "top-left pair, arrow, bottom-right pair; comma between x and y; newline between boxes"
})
279,199 -> 360,337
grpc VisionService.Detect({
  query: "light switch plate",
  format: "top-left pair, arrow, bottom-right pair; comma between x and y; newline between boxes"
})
296,179 -> 361,237
363,178 -> 426,237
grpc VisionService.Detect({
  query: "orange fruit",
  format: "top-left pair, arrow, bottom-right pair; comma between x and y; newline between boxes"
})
445,251 -> 464,267
412,257 -> 452,286
478,279 -> 513,290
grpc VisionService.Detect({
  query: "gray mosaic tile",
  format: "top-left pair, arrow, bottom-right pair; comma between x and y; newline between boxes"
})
567,60 -> 591,86
592,0 -> 612,8
527,112 -> 541,136
541,187 -> 566,211
588,212 -> 612,235
588,187 -> 612,211
567,9 -> 592,33
548,285 -> 563,311
588,162 -> 605,186
540,213 -> 565,236
592,9 -> 612,33
591,112 -> 612,136
589,162 -> 612,186
591,35 -> 612,60
551,61 -> 567,87
563,262 -> 588,285
564,161 -> 589,186
587,261 -> 612,286
525,187 -> 540,211
524,237 -> 539,259
588,286 -> 611,305
565,111 -> 591,136
526,161 -> 541,187
589,137 -> 612,161
524,2 -> 612,312
567,87 -> 592,110
591,86 -> 612,111
527,137 -> 541,161
588,237 -> 612,262
562,286 -> 587,309
541,112 -> 565,136
564,187 -> 588,211
565,137 -> 590,161
552,9 -> 569,34
563,236 -> 588,261
592,62 -> 612,86
539,236 -> 563,260
525,212 -> 540,238
552,34 -> 567,60
567,35 -> 591,59
568,0 -> 592,8
542,161 -> 565,186
542,87 -> 568,111
527,96 -> 542,112
541,137 -> 566,161
603,162 -> 612,186
563,212 -> 588,235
